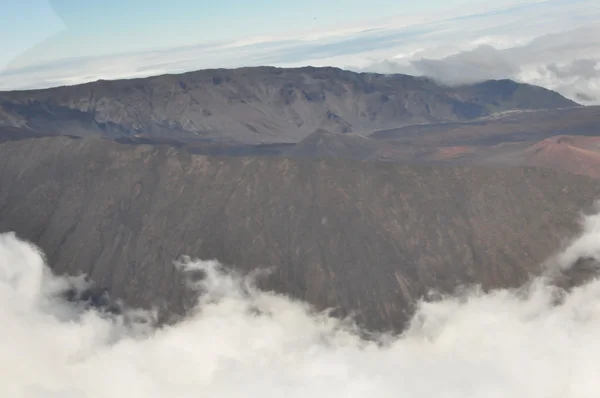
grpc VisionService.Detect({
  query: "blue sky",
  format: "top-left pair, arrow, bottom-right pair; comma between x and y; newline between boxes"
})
2,0 -> 486,67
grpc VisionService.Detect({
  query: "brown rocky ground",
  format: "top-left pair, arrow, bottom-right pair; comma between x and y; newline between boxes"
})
1,136 -> 598,332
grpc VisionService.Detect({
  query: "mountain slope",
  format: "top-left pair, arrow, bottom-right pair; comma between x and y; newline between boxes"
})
365,106 -> 600,177
1,136 -> 598,331
0,66 -> 578,144
285,129 -> 382,160
370,106 -> 599,146
522,136 -> 600,178
451,79 -> 577,112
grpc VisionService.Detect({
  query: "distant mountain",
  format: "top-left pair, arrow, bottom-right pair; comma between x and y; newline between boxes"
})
0,66 -> 578,144
1,136 -> 598,331
449,79 -> 578,113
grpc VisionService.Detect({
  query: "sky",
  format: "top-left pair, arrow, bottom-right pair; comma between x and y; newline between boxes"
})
2,0 -> 488,67
0,0 -> 599,104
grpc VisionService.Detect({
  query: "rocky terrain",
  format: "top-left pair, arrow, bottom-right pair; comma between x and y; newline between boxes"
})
0,66 -> 577,144
370,106 -> 600,148
3,65 -> 598,177
285,129 -> 382,160
1,136 -> 599,331
520,136 -> 600,178
367,106 -> 600,176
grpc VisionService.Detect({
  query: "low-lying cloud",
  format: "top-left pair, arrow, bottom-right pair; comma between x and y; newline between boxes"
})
360,24 -> 600,104
410,44 -> 522,85
3,202 -> 600,397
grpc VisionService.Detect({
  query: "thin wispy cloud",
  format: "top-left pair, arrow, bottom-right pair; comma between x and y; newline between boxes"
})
0,0 -> 598,104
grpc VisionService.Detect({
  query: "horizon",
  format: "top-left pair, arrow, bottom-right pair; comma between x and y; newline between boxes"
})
0,64 -> 529,90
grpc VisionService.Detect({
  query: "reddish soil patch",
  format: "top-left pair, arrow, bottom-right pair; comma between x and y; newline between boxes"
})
525,135 -> 600,178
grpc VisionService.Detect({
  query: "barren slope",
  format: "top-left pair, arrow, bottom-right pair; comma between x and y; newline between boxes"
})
1,136 -> 598,331
370,106 -> 599,147
522,136 -> 600,178
285,129 -> 382,160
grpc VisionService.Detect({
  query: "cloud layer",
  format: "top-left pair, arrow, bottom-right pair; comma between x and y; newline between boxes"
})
0,0 -> 599,104
363,25 -> 600,104
3,202 -> 600,397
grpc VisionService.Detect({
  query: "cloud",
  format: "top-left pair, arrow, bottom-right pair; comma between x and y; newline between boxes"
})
409,44 -> 522,85
357,24 -> 600,104
0,0 -> 599,105
547,59 -> 599,81
552,204 -> 600,271
3,202 -> 600,397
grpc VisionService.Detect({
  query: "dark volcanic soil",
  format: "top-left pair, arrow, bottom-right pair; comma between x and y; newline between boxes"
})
1,136 -> 598,331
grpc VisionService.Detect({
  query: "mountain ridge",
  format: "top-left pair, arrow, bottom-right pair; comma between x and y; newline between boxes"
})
0,66 -> 578,144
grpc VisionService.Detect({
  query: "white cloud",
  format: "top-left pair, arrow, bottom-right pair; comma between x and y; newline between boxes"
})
3,203 -> 600,397
366,25 -> 600,104
551,203 -> 600,271
358,28 -> 600,103
0,0 -> 598,105
411,44 -> 522,84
